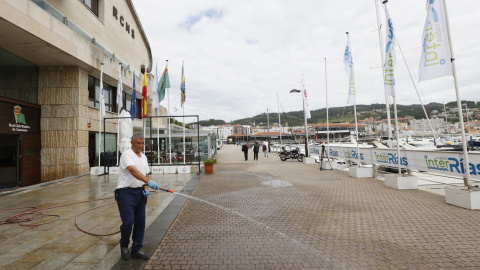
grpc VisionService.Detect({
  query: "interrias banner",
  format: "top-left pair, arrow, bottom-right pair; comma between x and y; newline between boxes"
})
314,145 -> 480,180
384,6 -> 396,97
418,0 -> 452,82
343,36 -> 356,104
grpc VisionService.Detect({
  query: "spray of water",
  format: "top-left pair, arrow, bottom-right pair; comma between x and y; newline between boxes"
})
171,191 -> 332,262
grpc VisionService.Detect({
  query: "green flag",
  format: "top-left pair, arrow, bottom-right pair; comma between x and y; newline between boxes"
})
158,64 -> 170,103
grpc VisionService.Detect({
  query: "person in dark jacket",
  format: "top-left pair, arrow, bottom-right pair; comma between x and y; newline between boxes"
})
252,141 -> 260,161
241,142 -> 249,161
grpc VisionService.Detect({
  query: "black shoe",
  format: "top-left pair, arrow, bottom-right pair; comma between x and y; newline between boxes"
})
131,250 -> 150,260
121,246 -> 130,260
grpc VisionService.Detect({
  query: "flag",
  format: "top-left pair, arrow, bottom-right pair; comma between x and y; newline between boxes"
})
100,64 -> 106,116
158,63 -> 170,103
343,35 -> 356,104
130,71 -> 137,121
142,67 -> 147,118
180,62 -> 186,107
117,65 -> 123,112
301,79 -> 311,119
384,5 -> 396,97
418,0 -> 452,82
152,63 -> 159,115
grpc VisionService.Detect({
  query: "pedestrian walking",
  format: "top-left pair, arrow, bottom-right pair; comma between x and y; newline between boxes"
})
115,132 -> 159,261
252,141 -> 260,160
241,141 -> 249,161
262,139 -> 269,157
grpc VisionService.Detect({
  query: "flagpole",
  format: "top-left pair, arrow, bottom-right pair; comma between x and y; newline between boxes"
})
346,32 -> 360,166
98,63 -> 103,167
443,0 -> 471,188
277,94 -> 282,145
143,63 -> 147,152
375,0 -> 393,140
381,2 -> 402,175
117,63 -> 121,166
156,63 -> 160,164
267,107 -> 270,143
167,62 -> 171,164
325,58 -> 330,153
182,61 -> 186,165
183,105 -> 186,164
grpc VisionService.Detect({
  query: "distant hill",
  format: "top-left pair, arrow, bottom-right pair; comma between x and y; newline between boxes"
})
197,119 -> 227,126
228,101 -> 479,126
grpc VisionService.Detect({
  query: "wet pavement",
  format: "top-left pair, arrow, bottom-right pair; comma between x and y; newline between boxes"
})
0,168 -> 197,269
3,144 -> 480,269
145,144 -> 480,269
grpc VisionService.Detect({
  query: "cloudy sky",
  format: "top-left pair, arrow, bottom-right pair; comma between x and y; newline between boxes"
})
134,0 -> 480,123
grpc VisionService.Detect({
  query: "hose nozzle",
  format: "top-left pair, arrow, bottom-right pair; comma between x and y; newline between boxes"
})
159,187 -> 173,193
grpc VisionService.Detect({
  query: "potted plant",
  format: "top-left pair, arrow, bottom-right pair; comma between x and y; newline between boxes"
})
203,157 -> 217,174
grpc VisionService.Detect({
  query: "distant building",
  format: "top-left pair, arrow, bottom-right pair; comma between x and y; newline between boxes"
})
409,118 -> 446,136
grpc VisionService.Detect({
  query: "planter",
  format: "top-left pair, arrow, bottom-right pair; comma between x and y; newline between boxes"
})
205,164 -> 214,174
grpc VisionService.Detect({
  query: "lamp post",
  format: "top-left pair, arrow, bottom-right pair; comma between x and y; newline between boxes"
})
290,89 -> 308,157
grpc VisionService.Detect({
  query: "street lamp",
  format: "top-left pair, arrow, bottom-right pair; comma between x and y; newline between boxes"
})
290,89 -> 308,157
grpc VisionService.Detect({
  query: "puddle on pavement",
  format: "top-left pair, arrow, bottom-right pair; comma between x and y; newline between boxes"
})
261,179 -> 293,187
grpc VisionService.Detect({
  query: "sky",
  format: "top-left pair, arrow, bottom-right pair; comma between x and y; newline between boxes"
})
134,0 -> 480,123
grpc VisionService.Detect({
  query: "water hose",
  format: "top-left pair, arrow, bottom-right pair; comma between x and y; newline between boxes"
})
0,187 -> 174,236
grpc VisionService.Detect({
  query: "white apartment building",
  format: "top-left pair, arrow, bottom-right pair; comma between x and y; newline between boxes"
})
409,118 -> 446,136
200,125 -> 233,141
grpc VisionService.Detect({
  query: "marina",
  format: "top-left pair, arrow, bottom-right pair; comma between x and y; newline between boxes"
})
2,144 -> 480,269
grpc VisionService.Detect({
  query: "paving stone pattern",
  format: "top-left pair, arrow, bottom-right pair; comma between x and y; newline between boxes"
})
146,145 -> 480,269
0,172 -> 194,270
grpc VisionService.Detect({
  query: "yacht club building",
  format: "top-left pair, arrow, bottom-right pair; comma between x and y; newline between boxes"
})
0,0 -> 162,187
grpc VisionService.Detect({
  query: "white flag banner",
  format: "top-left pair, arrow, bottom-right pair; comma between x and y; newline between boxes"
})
100,64 -> 106,117
343,36 -> 356,104
303,89 -> 311,119
418,0 -> 452,82
384,6 -> 396,97
153,63 -> 160,115
117,65 -> 123,112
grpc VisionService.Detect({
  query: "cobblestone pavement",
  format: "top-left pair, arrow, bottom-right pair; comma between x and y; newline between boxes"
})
146,144 -> 480,269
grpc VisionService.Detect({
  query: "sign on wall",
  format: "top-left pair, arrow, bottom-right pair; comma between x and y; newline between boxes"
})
0,100 -> 40,134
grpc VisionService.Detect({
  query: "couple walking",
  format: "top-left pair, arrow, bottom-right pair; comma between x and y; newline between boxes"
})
242,139 -> 269,161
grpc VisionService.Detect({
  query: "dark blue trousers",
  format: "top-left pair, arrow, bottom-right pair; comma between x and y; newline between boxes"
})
115,188 -> 146,253
243,151 -> 248,160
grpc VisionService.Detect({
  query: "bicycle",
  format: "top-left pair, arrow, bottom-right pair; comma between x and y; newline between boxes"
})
175,153 -> 193,165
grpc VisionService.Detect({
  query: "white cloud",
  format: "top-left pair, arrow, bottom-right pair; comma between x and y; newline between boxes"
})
135,0 -> 480,122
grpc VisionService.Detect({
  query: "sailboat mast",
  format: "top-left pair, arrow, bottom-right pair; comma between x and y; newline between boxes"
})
375,0 -> 392,140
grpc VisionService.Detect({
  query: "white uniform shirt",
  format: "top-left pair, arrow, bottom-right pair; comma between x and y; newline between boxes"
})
262,141 -> 269,151
116,148 -> 150,189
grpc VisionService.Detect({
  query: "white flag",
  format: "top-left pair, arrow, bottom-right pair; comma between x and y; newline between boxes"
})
152,63 -> 160,115
100,64 -> 106,117
343,36 -> 356,104
117,65 -> 123,112
299,79 -> 311,119
418,0 -> 452,82
384,6 -> 396,97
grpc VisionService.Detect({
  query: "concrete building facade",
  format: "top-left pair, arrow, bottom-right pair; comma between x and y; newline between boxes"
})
0,0 -> 162,187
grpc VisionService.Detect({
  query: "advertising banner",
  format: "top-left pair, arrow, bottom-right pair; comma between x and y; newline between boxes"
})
313,145 -> 480,180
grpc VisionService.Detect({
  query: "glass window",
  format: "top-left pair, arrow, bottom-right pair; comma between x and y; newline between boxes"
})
121,92 -> 141,119
88,76 -> 96,107
88,75 -> 117,113
123,93 -> 131,112
0,48 -> 38,104
81,0 -> 98,16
